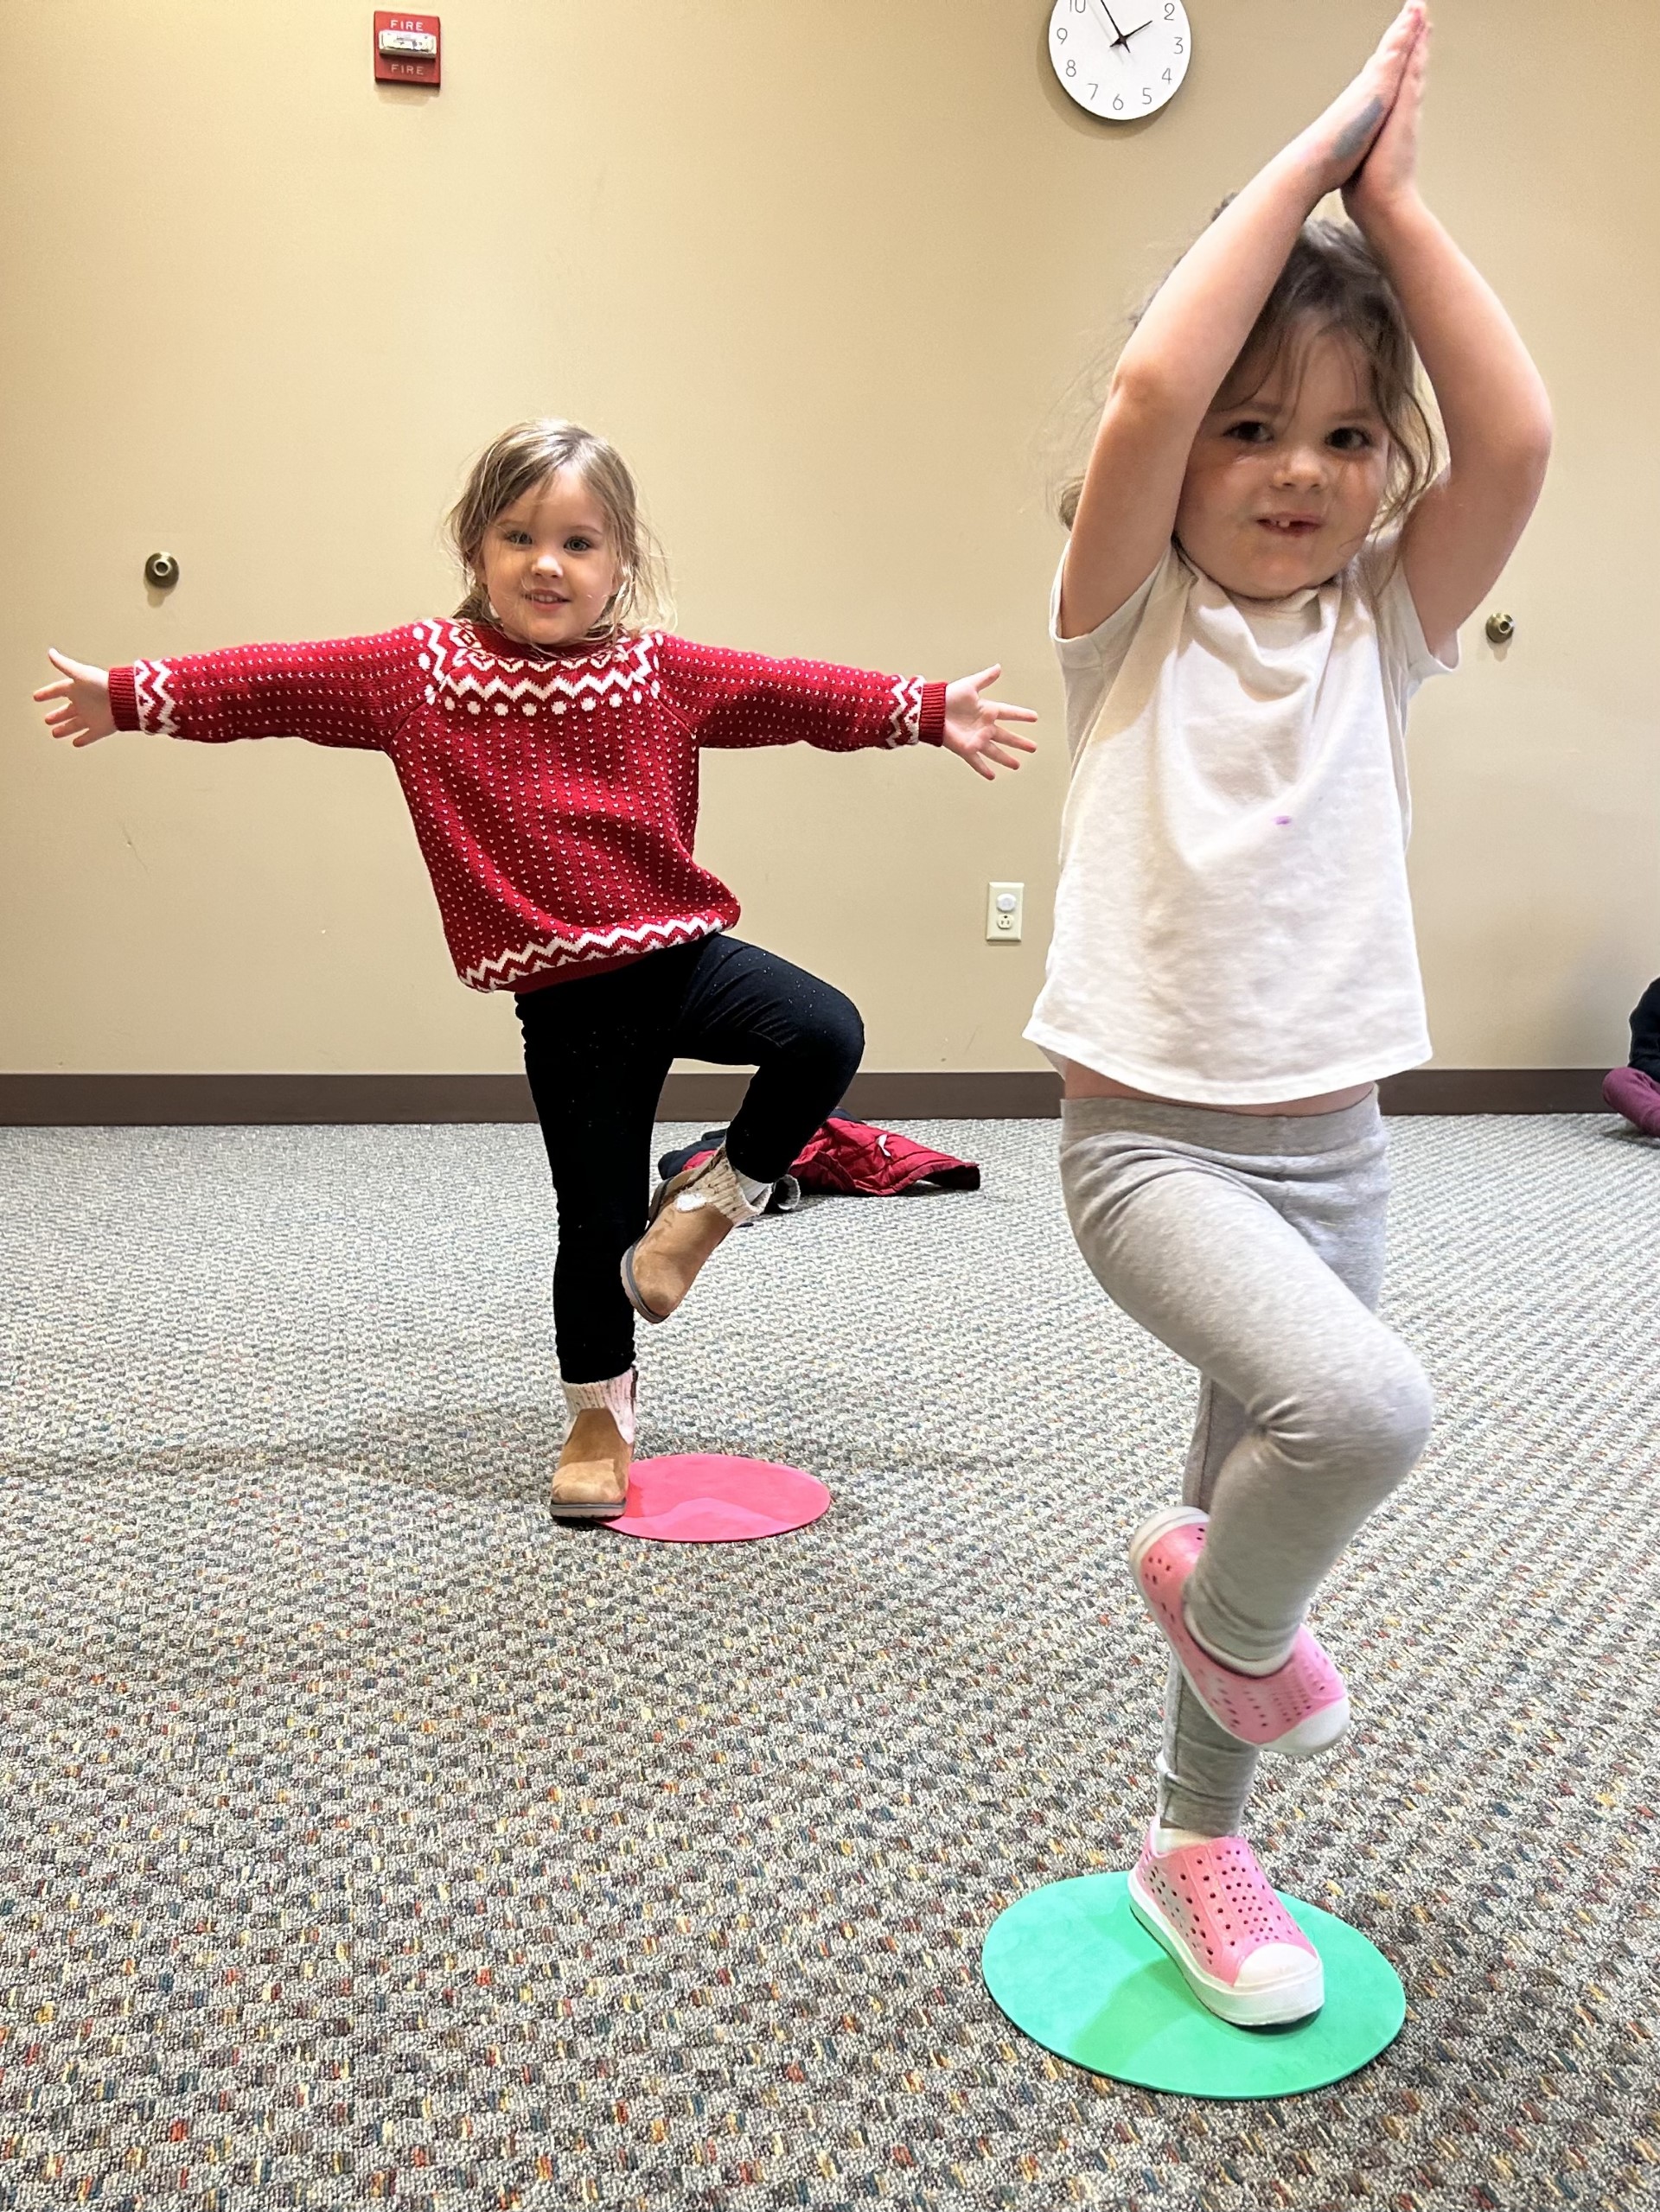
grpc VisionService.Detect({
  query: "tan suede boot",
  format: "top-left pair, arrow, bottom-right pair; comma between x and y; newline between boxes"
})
550,1371 -> 635,1520
620,1149 -> 765,1324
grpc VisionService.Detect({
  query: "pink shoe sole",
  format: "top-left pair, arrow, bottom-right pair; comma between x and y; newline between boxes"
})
1128,1507 -> 1351,1758
1127,1825 -> 1323,2027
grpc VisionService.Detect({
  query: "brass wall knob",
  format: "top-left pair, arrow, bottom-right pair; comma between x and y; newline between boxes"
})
144,551 -> 181,590
1484,610 -> 1516,645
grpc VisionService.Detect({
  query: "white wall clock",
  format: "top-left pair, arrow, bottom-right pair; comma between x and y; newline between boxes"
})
1048,0 -> 1192,121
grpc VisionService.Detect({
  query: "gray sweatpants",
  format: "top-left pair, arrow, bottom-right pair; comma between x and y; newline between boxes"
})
1059,1092 -> 1433,1837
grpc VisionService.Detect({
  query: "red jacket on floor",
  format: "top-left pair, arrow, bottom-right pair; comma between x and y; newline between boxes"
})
661,1118 -> 980,1200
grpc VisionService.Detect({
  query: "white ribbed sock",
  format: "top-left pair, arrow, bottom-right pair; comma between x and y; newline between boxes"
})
731,1164 -> 774,1210
675,1150 -> 769,1223
560,1368 -> 636,1445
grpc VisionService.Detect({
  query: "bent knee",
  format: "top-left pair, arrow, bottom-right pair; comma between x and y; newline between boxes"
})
792,992 -> 865,1087
1284,1342 -> 1433,1489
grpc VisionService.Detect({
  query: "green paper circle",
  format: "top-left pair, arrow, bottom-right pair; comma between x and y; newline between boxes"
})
983,1871 -> 1405,2100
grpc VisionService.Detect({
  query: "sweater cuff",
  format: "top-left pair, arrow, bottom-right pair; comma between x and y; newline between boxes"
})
917,679 -> 948,747
107,665 -> 140,730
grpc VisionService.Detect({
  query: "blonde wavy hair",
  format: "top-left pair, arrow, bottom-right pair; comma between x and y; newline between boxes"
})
1059,213 -> 1440,539
447,418 -> 671,637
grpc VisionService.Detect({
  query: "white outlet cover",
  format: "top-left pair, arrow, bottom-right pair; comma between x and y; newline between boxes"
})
986,881 -> 1024,942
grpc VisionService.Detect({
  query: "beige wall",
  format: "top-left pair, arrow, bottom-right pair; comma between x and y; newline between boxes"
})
1,1 -> 1653,1075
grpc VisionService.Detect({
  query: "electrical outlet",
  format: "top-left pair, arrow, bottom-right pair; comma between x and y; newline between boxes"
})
986,881 -> 1024,942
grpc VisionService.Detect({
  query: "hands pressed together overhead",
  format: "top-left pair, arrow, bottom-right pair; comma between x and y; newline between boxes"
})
941,666 -> 1040,781
1340,4 -> 1429,231
1306,1 -> 1428,212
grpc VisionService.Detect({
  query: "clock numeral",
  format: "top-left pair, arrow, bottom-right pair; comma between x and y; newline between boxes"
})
1053,0 -> 1184,118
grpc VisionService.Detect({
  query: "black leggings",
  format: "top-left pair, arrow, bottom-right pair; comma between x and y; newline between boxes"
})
516,934 -> 864,1382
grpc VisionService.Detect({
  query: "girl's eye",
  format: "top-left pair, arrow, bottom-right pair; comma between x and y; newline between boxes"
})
1224,420 -> 1273,445
565,538 -> 594,552
1329,427 -> 1375,452
502,530 -> 532,545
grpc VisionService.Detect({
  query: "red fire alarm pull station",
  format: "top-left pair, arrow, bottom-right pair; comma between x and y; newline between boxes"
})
374,14 -> 441,86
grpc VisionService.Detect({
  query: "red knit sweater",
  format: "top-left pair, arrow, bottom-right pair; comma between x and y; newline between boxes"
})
109,621 -> 947,993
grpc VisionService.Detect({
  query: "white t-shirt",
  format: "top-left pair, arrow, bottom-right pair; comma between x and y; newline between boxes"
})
1025,540 -> 1456,1106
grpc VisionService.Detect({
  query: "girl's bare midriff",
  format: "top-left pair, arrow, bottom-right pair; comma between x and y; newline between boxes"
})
1060,1061 -> 1373,1117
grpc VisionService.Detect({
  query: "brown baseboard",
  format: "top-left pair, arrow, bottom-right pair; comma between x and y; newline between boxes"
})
1374,1068 -> 1609,1114
0,1068 -> 1612,1126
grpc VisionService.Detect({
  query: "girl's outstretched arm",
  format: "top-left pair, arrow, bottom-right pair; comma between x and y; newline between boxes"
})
1061,2 -> 1426,639
1344,26 -> 1552,661
660,636 -> 1035,778
35,635 -> 418,752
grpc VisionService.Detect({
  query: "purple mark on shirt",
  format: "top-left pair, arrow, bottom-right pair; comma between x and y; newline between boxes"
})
1274,814 -> 1293,826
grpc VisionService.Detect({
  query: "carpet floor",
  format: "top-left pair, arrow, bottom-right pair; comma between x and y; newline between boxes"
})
0,1115 -> 1655,2210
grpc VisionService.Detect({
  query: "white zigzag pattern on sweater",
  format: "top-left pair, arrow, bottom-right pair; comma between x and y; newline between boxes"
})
884,676 -> 923,748
463,911 -> 722,992
418,621 -> 658,708
134,660 -> 179,736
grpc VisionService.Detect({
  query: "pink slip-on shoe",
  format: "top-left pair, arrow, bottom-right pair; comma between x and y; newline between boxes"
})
1128,1506 -> 1350,1757
1603,1065 -> 1660,1137
1127,1824 -> 1324,2027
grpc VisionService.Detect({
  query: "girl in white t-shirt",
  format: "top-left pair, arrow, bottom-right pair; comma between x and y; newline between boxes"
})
1031,3 -> 1548,2026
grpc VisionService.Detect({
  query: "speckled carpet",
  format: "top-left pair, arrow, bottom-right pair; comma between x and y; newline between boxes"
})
0,1115 -> 1655,2210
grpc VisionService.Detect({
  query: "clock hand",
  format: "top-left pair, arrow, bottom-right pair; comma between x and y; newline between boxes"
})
1090,2 -> 1153,52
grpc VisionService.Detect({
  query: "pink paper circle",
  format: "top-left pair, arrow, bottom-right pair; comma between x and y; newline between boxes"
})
604,1455 -> 830,1543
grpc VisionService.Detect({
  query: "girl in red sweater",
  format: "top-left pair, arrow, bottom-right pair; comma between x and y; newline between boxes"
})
36,419 -> 1036,1517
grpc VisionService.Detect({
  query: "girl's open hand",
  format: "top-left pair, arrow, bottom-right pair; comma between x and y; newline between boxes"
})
941,666 -> 1038,781
1302,3 -> 1425,197
1344,12 -> 1427,229
35,649 -> 116,746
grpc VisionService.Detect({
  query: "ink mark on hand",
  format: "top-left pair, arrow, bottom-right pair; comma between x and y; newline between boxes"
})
1333,97 -> 1384,166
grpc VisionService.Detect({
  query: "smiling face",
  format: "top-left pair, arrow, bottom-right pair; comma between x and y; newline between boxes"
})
475,469 -> 623,648
1173,322 -> 1392,601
